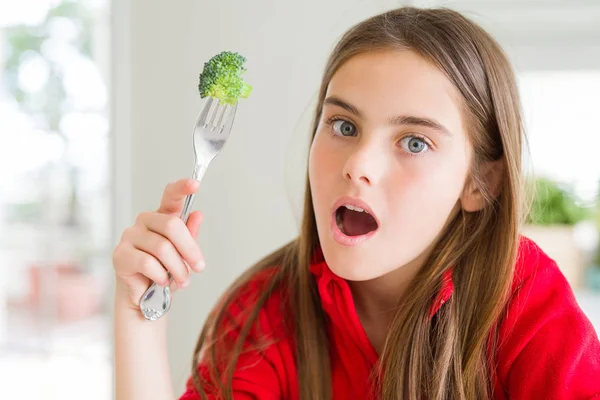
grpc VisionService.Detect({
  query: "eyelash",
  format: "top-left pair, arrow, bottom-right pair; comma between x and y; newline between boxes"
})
324,116 -> 433,156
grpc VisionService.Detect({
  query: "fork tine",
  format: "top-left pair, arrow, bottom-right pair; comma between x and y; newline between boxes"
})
207,100 -> 221,129
215,104 -> 227,130
198,97 -> 214,126
219,103 -> 237,134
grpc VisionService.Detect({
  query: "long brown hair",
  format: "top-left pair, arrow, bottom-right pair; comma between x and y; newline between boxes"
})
191,6 -> 525,399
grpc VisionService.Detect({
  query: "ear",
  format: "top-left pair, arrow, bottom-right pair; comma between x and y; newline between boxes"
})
461,159 -> 504,212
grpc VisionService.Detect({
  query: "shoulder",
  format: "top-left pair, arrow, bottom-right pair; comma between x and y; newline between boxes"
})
182,265 -> 296,400
493,235 -> 600,398
511,234 -> 566,290
506,235 -> 591,331
503,235 -> 595,346
218,264 -> 291,336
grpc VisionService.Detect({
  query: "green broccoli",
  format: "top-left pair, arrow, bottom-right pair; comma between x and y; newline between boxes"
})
198,51 -> 252,105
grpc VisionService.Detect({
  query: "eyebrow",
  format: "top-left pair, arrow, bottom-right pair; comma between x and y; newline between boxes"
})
323,96 -> 452,136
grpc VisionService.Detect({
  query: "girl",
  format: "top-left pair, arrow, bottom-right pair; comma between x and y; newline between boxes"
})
113,6 -> 600,400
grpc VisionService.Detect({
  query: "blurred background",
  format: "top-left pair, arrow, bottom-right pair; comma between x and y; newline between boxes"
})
0,0 -> 598,398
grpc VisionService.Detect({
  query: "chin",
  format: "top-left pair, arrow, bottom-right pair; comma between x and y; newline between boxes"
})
320,241 -> 391,281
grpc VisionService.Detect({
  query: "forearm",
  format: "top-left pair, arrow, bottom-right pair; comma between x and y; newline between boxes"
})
113,292 -> 175,400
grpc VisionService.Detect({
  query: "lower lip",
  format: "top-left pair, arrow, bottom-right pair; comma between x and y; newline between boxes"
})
330,212 -> 378,247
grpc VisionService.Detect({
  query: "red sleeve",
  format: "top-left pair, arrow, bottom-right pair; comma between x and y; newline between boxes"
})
178,270 -> 294,400
496,254 -> 600,399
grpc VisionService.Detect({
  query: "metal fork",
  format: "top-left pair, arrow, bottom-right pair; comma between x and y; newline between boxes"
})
139,97 -> 238,321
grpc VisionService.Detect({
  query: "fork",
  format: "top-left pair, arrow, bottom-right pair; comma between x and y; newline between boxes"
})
139,97 -> 238,321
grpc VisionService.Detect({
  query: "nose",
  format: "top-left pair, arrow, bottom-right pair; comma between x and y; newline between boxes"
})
342,140 -> 386,186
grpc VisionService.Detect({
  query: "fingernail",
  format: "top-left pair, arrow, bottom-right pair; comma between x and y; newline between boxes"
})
180,280 -> 190,288
194,261 -> 206,271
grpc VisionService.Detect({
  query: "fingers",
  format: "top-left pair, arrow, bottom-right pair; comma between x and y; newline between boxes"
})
157,179 -> 200,215
186,210 -> 204,239
137,212 -> 206,272
113,242 -> 170,287
135,247 -> 172,287
127,227 -> 193,287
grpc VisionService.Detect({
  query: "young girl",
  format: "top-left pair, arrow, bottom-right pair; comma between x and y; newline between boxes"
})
113,6 -> 600,400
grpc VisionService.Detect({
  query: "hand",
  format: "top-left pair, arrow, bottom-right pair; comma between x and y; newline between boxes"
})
112,179 -> 206,310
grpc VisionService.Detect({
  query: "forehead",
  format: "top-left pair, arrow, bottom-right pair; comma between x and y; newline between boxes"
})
325,49 -> 465,133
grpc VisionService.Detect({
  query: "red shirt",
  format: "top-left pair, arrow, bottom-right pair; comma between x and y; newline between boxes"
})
180,236 -> 600,399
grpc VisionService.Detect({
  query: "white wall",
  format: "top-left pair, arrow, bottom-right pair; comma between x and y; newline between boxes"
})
111,0 -> 600,395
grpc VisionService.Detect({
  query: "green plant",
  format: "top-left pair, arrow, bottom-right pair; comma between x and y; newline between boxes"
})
526,177 -> 589,226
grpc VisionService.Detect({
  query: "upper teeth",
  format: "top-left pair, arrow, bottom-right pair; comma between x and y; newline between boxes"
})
344,204 -> 368,213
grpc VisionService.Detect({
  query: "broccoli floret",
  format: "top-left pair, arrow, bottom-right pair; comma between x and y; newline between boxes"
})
198,51 -> 252,105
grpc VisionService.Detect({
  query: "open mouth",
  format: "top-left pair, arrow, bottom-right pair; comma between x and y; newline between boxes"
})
335,205 -> 379,236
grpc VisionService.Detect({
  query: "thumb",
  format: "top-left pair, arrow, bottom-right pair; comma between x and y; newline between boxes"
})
157,179 -> 200,215
186,210 -> 204,238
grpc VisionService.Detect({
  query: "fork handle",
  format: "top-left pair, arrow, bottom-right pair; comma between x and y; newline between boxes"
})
139,162 -> 207,321
180,163 -> 207,223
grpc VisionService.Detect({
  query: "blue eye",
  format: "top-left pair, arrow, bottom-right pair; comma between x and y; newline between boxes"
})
332,119 -> 357,137
400,136 -> 429,154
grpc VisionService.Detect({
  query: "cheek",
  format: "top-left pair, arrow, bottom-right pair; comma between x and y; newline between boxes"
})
426,144 -> 470,200
308,135 -> 329,213
423,161 -> 466,203
389,154 -> 468,234
309,133 -> 338,192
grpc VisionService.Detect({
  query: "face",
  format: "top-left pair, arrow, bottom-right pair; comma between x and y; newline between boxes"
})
308,49 -> 472,281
